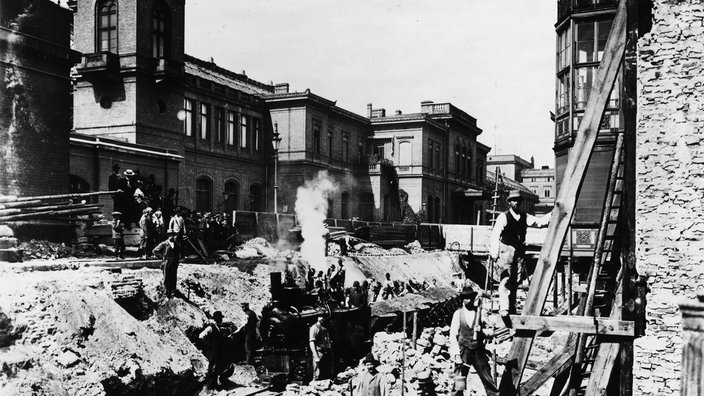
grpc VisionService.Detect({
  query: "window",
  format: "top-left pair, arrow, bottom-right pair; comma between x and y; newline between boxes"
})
576,19 -> 613,64
557,73 -> 570,114
455,144 -> 460,176
240,115 -> 248,148
214,107 -> 224,143
97,0 -> 118,53
357,139 -> 364,163
574,67 -> 595,111
327,198 -> 334,219
435,143 -> 441,171
342,136 -> 349,163
152,2 -> 168,58
464,146 -> 470,178
374,144 -> 385,160
199,103 -> 210,140
341,192 -> 350,219
428,140 -> 434,169
427,195 -> 434,224
544,189 -> 551,198
224,180 -> 239,212
253,118 -> 261,151
313,124 -> 321,154
398,141 -> 411,166
460,146 -> 466,176
195,177 -> 212,212
327,129 -> 333,160
226,111 -> 236,145
557,27 -> 570,71
183,99 -> 194,136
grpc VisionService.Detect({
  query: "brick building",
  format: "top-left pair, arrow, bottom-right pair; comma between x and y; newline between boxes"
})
0,0 -> 75,197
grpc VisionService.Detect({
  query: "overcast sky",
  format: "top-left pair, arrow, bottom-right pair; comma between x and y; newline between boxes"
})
185,1 -> 557,168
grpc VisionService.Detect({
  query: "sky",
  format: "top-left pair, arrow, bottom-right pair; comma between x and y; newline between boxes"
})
185,1 -> 557,168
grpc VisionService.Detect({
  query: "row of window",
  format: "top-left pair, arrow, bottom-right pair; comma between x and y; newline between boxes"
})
194,178 -> 263,213
532,189 -> 553,198
454,143 -> 471,179
556,19 -> 613,72
428,139 -> 442,171
184,99 -> 262,150
312,123 -> 364,163
97,0 -> 169,58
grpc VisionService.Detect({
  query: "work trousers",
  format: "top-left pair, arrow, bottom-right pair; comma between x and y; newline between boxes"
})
163,258 -> 179,297
312,351 -> 331,381
495,242 -> 526,315
452,346 -> 499,396
113,238 -> 125,258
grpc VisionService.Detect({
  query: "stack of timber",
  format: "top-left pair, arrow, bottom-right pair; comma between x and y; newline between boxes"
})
0,191 -> 113,224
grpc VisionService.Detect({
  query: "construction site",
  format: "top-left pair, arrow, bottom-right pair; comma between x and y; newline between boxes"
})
3,0 -> 704,395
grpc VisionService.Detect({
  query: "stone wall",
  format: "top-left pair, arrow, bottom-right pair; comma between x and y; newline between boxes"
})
636,1 -> 704,394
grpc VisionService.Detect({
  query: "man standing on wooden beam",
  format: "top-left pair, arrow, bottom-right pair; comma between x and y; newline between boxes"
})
489,190 -> 551,327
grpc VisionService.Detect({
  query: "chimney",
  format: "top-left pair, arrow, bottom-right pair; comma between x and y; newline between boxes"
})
274,83 -> 289,94
395,110 -> 402,115
367,103 -> 373,118
420,100 -> 434,114
371,108 -> 386,118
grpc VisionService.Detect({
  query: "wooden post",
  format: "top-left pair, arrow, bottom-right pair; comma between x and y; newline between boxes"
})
680,294 -> 704,396
412,311 -> 418,349
402,309 -> 407,396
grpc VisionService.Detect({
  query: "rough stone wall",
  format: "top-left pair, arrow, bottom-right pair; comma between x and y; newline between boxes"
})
636,1 -> 704,394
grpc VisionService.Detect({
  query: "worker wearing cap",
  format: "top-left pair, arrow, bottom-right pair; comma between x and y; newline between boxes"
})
448,286 -> 498,396
489,190 -> 551,326
152,230 -> 180,297
352,353 -> 389,396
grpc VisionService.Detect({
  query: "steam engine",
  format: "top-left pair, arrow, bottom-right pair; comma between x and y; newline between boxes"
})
254,272 -> 371,384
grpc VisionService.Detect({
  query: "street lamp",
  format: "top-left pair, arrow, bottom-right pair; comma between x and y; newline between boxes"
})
272,122 -> 282,214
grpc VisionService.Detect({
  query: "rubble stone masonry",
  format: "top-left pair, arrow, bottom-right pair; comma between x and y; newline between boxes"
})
636,1 -> 704,394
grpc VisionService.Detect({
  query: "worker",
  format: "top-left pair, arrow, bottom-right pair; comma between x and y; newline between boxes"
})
489,189 -> 551,327
309,315 -> 332,381
241,302 -> 259,365
381,273 -> 394,299
199,310 -> 227,391
111,211 -> 125,259
352,353 -> 389,396
152,230 -> 180,298
448,286 -> 499,396
139,207 -> 154,259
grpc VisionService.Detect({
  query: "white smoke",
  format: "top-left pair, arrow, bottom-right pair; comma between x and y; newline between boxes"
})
295,171 -> 338,272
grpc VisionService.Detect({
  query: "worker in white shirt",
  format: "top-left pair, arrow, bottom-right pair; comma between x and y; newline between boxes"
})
448,286 -> 498,396
489,190 -> 551,327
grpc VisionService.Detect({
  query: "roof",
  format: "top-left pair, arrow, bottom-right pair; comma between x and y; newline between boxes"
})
184,55 -> 274,96
264,90 -> 370,125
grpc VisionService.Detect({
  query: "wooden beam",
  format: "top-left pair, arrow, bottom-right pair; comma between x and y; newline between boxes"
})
498,1 -> 629,392
520,334 -> 577,395
509,315 -> 633,337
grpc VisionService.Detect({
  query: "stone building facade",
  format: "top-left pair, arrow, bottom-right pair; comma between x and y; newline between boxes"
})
636,1 -> 700,394
521,166 -> 556,215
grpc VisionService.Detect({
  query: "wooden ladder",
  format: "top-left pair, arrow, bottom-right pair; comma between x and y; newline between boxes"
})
567,132 -> 626,396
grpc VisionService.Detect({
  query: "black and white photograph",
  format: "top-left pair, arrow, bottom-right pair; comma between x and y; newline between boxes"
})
0,0 -> 691,395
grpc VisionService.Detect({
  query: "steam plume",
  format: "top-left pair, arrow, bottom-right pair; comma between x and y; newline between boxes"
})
295,171 -> 338,272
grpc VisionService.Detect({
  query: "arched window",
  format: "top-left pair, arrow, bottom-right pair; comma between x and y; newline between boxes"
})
249,184 -> 262,212
466,146 -> 472,179
341,192 -> 350,219
461,146 -> 467,177
195,177 -> 212,212
327,198 -> 334,219
152,2 -> 169,58
97,0 -> 118,53
69,174 -> 90,194
224,180 -> 239,213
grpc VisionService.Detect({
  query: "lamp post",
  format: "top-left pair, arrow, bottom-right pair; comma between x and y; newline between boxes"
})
272,122 -> 282,214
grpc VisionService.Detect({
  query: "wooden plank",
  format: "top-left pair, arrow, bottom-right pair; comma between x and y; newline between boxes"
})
498,1 -> 629,392
509,315 -> 633,337
520,334 -> 577,395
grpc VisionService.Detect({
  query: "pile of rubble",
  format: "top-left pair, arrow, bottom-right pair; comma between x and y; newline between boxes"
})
234,237 -> 278,258
19,239 -> 77,260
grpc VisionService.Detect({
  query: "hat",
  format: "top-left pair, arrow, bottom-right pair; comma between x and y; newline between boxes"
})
112,211 -> 122,216
212,311 -> 224,320
123,169 -> 136,177
507,190 -> 522,201
112,163 -> 120,170
459,286 -> 478,299
362,353 -> 379,366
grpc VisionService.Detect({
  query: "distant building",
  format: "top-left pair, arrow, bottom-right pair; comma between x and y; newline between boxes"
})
485,169 -> 539,224
487,154 -> 534,181
521,166 -> 556,215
